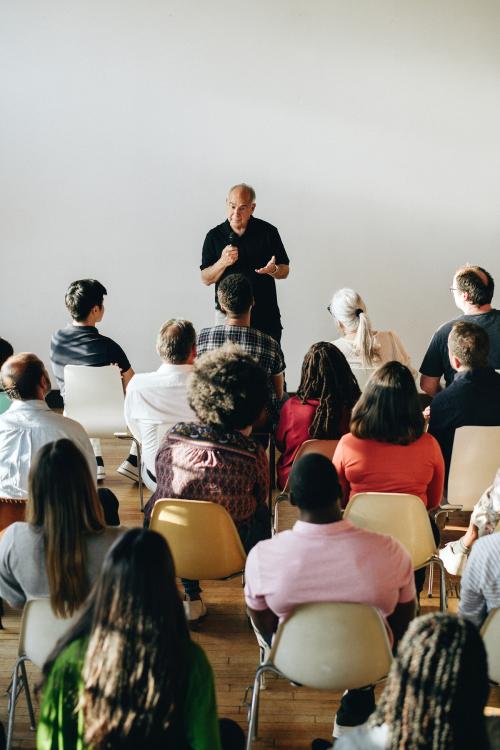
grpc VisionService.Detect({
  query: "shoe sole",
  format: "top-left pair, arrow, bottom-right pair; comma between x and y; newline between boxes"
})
116,467 -> 139,482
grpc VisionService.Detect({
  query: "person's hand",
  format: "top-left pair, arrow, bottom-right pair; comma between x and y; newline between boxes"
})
221,244 -> 238,267
255,255 -> 278,275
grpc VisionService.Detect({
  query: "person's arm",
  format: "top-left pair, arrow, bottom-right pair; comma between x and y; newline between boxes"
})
387,541 -> 417,649
121,367 -> 135,390
426,436 -> 445,510
0,526 -> 28,609
183,644 -> 222,750
458,542 -> 489,628
254,444 -> 270,506
201,245 -> 238,286
247,605 -> 279,640
387,600 -> 416,649
332,439 -> 350,507
420,374 -> 442,397
272,373 -> 284,400
255,255 -> 289,278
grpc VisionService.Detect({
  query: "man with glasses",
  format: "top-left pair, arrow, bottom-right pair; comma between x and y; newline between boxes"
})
200,183 -> 289,342
420,265 -> 500,396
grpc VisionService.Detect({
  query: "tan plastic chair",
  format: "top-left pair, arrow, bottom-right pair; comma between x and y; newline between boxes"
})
273,439 -> 339,534
481,608 -> 500,685
245,602 -> 392,748
63,364 -> 144,510
343,492 -> 446,611
6,599 -> 80,749
150,498 -> 246,580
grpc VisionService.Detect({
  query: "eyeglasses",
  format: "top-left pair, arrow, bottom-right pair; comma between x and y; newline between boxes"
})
327,304 -> 333,315
449,287 -> 459,293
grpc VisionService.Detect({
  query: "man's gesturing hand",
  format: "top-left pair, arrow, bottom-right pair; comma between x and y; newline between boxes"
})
255,255 -> 278,276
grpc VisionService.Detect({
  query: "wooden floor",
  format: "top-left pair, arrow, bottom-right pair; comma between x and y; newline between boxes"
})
1,439 -> 499,749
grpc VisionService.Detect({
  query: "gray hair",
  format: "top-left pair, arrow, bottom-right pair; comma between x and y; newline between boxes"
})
329,288 -> 380,368
227,183 -> 256,203
156,319 -> 196,364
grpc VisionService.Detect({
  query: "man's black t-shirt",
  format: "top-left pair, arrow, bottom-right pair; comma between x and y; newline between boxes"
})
50,325 -> 131,398
201,216 -> 289,339
419,310 -> 500,387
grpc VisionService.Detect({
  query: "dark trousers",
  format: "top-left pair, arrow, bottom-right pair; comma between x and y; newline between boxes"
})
97,488 -> 120,526
336,686 -> 375,729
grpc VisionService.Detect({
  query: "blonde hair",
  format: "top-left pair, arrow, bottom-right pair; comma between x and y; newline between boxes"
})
329,288 -> 380,367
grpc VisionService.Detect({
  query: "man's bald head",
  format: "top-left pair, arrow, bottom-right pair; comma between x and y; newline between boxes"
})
0,353 -> 50,400
454,265 -> 494,307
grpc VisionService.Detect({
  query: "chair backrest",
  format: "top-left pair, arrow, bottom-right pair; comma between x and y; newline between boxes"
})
344,492 -> 436,568
150,499 -> 246,580
19,599 -> 80,668
63,365 -> 127,436
447,427 -> 500,510
350,367 -> 374,391
282,439 -> 339,493
270,602 -> 392,690
481,608 -> 500,684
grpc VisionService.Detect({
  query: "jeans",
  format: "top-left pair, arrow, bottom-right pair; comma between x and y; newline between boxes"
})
182,504 -> 271,598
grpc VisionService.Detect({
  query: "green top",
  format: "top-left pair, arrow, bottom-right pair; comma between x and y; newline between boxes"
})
37,636 -> 222,750
0,391 -> 11,415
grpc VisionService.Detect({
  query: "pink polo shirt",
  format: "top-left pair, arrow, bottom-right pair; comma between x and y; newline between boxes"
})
244,519 -> 415,639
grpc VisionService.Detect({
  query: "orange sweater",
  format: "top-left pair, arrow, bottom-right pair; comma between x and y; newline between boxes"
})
333,432 -> 444,510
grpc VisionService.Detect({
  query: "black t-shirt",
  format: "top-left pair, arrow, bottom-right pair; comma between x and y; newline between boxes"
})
50,325 -> 131,397
428,367 -> 500,480
419,309 -> 500,387
201,216 -> 289,335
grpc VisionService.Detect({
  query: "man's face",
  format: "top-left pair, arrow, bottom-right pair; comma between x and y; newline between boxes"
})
226,189 -> 255,233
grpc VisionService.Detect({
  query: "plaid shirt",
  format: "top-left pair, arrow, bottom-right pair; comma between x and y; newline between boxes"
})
197,325 -> 286,415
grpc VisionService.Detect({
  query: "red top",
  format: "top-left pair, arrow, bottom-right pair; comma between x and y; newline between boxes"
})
275,396 -> 351,490
333,432 -> 445,510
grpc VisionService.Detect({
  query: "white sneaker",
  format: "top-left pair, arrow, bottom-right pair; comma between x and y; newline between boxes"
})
183,598 -> 207,622
116,460 -> 140,482
439,540 -> 469,576
96,463 -> 106,481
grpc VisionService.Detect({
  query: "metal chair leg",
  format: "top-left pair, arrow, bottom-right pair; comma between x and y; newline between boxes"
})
131,438 -> 144,512
6,659 -> 22,750
427,562 -> 434,598
272,493 -> 288,535
20,660 -> 35,730
431,556 -> 448,612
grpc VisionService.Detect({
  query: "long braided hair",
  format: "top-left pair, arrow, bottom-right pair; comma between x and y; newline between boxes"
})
296,342 -> 361,439
370,613 -> 490,750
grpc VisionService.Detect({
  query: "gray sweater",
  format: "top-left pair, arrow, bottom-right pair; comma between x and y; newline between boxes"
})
0,522 -> 124,608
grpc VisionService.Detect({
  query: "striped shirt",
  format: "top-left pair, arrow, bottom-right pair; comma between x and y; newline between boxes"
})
459,533 -> 500,628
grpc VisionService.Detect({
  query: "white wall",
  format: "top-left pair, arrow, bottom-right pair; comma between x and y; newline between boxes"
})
1,0 -> 499,388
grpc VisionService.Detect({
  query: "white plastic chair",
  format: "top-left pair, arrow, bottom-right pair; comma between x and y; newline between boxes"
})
6,599 -> 80,749
481,608 -> 500,685
245,602 -> 392,748
273,439 -> 339,534
63,364 -> 144,510
343,492 -> 447,611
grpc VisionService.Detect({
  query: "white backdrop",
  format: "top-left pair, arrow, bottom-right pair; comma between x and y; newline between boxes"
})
1,0 -> 499,388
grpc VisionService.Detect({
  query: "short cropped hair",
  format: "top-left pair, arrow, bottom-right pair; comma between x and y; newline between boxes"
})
228,183 -> 256,203
156,319 -> 196,363
448,322 -> 489,369
0,338 -> 14,368
289,454 -> 341,510
65,279 -> 107,322
350,361 -> 424,445
0,353 -> 47,400
188,344 -> 268,430
455,265 -> 494,306
217,274 -> 253,315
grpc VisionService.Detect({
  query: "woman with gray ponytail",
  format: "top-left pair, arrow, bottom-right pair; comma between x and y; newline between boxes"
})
329,288 -> 415,377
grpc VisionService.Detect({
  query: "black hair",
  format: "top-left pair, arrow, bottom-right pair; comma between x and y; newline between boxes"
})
65,279 -> 107,322
289,453 -> 341,510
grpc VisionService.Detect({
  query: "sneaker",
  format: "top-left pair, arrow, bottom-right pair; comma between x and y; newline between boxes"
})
117,459 -> 140,482
439,539 -> 470,576
334,688 -> 374,738
333,717 -> 359,738
183,597 -> 207,622
96,455 -> 106,481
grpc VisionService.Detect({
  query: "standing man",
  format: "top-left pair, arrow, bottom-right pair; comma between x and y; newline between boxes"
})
201,183 -> 289,342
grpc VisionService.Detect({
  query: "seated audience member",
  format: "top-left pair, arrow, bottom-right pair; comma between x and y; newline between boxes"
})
459,530 -> 500,629
197,273 -> 285,426
0,337 -> 14,415
333,362 -> 444,511
245,453 -> 415,742
38,529 -> 240,750
428,322 -> 500,481
329,614 -> 491,750
124,319 -> 197,491
50,278 -> 136,481
275,342 -> 360,489
420,264 -> 500,396
0,439 -> 123,613
329,288 -> 416,382
145,344 -> 271,621
440,468 -> 500,575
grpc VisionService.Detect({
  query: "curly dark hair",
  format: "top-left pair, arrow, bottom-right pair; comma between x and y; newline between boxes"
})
217,273 -> 253,315
188,344 -> 268,430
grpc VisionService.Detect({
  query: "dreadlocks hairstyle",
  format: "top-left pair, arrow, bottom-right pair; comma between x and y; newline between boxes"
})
370,613 -> 490,750
296,342 -> 361,439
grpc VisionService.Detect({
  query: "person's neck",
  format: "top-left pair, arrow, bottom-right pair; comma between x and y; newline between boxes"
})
461,302 -> 492,316
299,508 -> 342,525
229,222 -> 248,237
73,318 -> 95,327
225,313 -> 251,327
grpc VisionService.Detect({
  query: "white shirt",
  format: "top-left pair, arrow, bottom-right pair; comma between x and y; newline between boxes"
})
124,363 -> 196,490
0,400 -> 97,499
332,331 -> 417,381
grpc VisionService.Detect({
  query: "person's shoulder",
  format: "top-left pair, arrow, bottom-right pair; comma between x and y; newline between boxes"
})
472,532 -> 500,557
0,521 -> 32,547
250,216 -> 279,233
205,221 -> 227,237
416,431 -> 441,451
